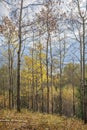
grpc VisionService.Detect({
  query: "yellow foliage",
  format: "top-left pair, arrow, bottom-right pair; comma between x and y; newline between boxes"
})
62,85 -> 77,101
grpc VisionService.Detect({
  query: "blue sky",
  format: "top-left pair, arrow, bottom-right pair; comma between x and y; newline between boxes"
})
0,1 -> 9,20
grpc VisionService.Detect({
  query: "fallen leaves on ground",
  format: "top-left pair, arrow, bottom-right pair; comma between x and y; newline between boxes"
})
0,110 -> 87,130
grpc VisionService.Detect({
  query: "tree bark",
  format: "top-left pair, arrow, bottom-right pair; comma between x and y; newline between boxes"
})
17,0 -> 23,112
49,36 -> 54,114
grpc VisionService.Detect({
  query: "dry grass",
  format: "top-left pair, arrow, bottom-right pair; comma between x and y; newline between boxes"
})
0,110 -> 87,130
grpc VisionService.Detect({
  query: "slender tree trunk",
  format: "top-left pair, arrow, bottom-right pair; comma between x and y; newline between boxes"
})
39,31 -> 44,113
72,82 -> 75,116
8,41 -> 12,110
34,44 -> 38,112
31,30 -> 35,111
59,35 -> 62,116
80,34 -> 84,120
11,56 -> 14,109
49,36 -> 54,114
3,79 -> 6,108
72,62 -> 75,116
46,7 -> 50,114
46,29 -> 50,114
35,76 -> 38,111
28,69 -> 30,110
82,18 -> 87,123
17,0 -> 23,112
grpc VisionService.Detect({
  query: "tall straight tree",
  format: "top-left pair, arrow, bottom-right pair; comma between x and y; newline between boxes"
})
17,0 -> 23,112
38,30 -> 44,112
49,36 -> 54,114
31,28 -> 35,111
69,0 -> 87,122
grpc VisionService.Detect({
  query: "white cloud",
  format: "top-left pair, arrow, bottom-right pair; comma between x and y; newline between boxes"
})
0,1 -> 10,18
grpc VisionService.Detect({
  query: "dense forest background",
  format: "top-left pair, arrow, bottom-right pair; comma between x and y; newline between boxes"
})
0,0 -> 87,124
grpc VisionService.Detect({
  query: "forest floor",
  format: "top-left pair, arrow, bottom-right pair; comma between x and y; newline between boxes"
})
0,110 -> 87,130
